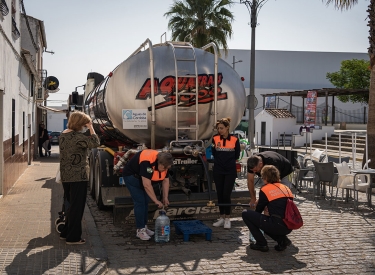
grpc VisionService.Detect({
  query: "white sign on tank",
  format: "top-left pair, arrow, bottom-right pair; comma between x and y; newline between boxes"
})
122,109 -> 148,129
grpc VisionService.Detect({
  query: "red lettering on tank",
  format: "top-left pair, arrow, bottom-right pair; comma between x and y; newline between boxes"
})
136,79 -> 159,99
159,76 -> 175,96
136,73 -> 227,109
198,75 -> 207,86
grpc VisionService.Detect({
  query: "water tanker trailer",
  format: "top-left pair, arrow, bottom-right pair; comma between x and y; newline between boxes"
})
81,39 -> 250,224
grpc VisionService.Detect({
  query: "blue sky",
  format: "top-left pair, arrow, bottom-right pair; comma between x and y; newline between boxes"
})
25,0 -> 369,106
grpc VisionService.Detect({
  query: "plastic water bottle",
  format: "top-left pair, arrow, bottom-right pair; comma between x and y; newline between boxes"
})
155,210 -> 170,243
249,229 -> 264,243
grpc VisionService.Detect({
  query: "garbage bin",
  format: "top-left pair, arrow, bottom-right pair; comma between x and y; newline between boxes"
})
340,122 -> 346,130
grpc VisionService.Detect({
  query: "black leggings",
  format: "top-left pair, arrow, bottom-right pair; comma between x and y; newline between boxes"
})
60,181 -> 87,242
242,210 -> 292,246
213,173 -> 237,215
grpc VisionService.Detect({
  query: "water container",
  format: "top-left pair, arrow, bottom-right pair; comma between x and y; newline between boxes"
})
155,210 -> 170,243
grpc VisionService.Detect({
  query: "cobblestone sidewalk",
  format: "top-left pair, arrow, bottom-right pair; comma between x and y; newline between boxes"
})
0,148 -> 107,274
88,176 -> 375,275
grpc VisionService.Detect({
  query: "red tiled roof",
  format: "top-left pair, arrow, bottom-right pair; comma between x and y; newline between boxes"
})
264,108 -> 295,118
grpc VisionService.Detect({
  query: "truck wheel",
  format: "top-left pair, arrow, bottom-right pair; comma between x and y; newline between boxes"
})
89,149 -> 98,199
94,153 -> 105,210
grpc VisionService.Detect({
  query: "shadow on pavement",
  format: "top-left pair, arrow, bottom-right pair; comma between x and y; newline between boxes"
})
5,179 -> 67,274
241,244 -> 306,274
295,187 -> 375,215
4,178 -> 90,274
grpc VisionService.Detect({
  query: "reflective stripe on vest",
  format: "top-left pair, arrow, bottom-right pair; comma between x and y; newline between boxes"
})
261,183 -> 293,202
213,135 -> 237,151
139,150 -> 168,181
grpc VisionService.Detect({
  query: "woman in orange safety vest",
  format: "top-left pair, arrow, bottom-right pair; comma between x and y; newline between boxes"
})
122,150 -> 174,241
211,117 -> 240,229
242,165 -> 293,252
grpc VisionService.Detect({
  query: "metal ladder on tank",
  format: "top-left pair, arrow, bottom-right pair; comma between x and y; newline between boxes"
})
167,41 -> 200,142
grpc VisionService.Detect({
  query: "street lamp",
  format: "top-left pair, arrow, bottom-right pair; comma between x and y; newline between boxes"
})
240,0 -> 269,149
232,56 -> 243,69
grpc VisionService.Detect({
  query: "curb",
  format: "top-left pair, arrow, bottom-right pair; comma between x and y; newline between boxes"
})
83,203 -> 108,274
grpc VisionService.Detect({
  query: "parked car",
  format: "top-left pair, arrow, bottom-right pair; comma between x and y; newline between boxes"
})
49,131 -> 61,145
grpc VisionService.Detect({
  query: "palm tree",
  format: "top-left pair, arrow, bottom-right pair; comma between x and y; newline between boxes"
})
164,0 -> 234,56
325,0 -> 375,169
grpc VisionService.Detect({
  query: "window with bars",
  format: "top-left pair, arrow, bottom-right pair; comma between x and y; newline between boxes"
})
22,112 -> 25,153
30,74 -> 34,97
12,99 -> 15,155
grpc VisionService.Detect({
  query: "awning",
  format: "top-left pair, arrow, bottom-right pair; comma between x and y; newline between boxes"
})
36,103 -> 67,113
261,88 -> 368,98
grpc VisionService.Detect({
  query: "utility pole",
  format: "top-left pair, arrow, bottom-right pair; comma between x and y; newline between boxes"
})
240,0 -> 268,148
232,56 -> 242,70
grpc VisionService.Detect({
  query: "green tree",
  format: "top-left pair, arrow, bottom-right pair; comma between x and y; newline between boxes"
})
324,0 -> 375,169
164,0 -> 234,56
326,59 -> 370,104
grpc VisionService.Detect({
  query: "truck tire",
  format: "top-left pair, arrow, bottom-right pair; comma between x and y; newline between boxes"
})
89,148 -> 98,199
94,151 -> 105,210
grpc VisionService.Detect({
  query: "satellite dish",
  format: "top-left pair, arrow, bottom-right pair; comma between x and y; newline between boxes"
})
44,76 -> 59,91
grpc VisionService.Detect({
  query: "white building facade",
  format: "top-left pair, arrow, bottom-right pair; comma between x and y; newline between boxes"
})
47,104 -> 68,132
0,0 -> 47,196
220,49 -> 369,124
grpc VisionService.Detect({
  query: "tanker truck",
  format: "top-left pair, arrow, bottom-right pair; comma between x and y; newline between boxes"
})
81,39 -> 250,224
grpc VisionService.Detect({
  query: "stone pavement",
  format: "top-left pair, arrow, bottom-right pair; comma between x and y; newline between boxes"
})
1,145 -> 375,274
0,146 -> 107,274
88,175 -> 375,275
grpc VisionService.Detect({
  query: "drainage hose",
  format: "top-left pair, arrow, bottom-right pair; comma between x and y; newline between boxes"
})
198,154 -> 213,201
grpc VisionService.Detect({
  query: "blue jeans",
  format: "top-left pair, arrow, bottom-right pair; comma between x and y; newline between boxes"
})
124,175 -> 150,229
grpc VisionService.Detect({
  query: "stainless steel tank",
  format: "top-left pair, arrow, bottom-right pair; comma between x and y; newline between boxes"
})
85,43 -> 246,148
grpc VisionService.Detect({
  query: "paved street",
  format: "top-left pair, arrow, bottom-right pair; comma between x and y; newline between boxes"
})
88,170 -> 375,274
0,146 -> 106,275
0,146 -> 374,274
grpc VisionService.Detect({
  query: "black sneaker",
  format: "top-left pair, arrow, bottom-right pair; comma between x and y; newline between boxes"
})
250,243 -> 269,252
274,237 -> 292,251
283,237 -> 292,247
274,244 -> 287,251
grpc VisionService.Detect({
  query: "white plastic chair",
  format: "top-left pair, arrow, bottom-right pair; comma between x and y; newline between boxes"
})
357,159 -> 371,190
239,157 -> 249,177
335,161 -> 371,207
335,161 -> 354,194
304,149 -> 326,167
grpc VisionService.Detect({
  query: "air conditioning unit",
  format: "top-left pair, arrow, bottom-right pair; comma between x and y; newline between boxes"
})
36,87 -> 45,102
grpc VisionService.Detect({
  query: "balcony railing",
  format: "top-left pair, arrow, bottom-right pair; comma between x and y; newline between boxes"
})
12,16 -> 20,38
0,0 -> 9,16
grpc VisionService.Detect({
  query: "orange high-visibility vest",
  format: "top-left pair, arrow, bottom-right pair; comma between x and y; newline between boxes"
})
212,135 -> 237,151
261,183 -> 293,202
139,150 -> 168,181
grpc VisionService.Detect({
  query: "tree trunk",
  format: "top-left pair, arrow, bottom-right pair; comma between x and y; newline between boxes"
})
367,0 -> 375,169
367,65 -> 375,169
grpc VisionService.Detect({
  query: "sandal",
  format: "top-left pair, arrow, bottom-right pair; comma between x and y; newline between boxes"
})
66,239 -> 86,245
